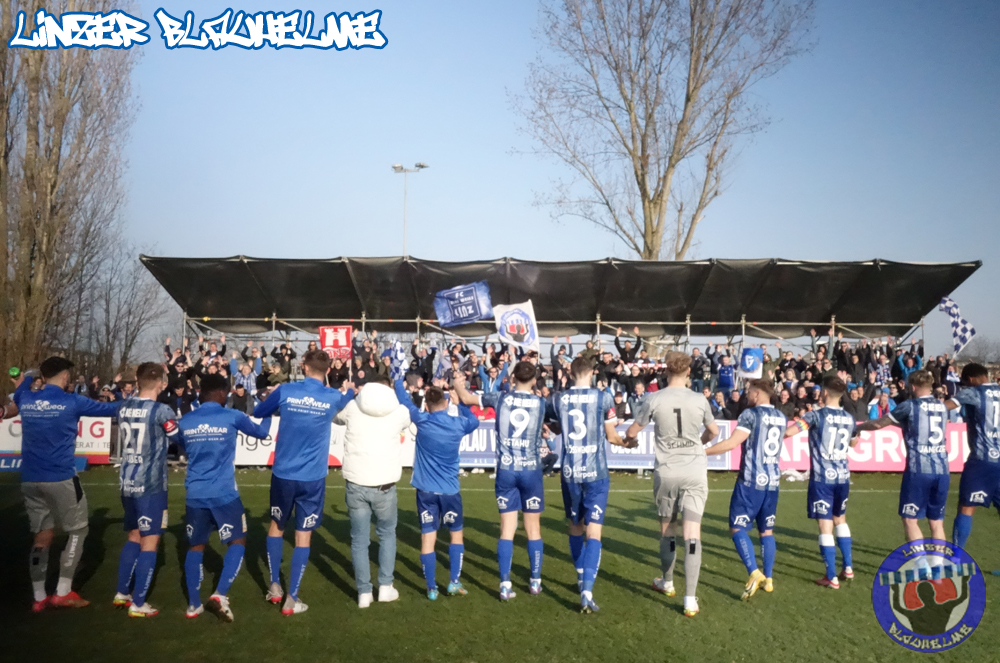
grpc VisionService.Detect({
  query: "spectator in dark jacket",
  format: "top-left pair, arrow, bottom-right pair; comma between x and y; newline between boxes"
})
614,326 -> 642,363
227,384 -> 255,414
158,380 -> 199,417
411,339 -> 436,384
690,348 -> 710,393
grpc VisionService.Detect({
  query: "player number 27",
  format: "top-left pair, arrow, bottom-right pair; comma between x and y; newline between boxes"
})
119,422 -> 146,454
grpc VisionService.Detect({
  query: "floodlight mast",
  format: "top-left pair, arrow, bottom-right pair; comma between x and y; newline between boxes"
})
392,162 -> 428,257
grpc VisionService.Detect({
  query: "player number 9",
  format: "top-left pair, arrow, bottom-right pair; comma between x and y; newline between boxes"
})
510,408 -> 530,438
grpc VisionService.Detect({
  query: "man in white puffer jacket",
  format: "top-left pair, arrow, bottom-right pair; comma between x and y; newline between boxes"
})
334,375 -> 412,608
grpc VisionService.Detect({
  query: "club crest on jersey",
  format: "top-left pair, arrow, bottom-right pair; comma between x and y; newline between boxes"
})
500,454 -> 513,467
968,491 -> 987,504
302,514 -> 319,529
525,496 -> 541,510
590,505 -> 604,521
765,515 -> 775,528
841,498 -> 849,512
219,523 -> 234,540
496,496 -> 509,509
270,506 -> 282,520
871,538 -> 985,652
733,514 -> 751,528
825,468 -> 838,481
137,516 -> 152,532
901,503 -> 920,517
755,473 -> 769,487
420,510 -> 434,524
186,524 -> 194,538
442,511 -> 458,525
813,500 -> 831,515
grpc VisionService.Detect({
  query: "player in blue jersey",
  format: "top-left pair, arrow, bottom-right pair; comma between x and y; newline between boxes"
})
175,373 -> 271,622
253,350 -> 354,615
453,361 -> 550,600
113,362 -> 179,617
3,357 -> 122,612
551,357 -> 633,614
944,363 -> 1000,548
857,370 -> 949,543
395,378 -> 480,600
706,379 -> 787,601
784,376 -> 858,589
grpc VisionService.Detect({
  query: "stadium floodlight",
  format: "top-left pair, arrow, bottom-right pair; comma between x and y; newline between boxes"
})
393,163 -> 429,257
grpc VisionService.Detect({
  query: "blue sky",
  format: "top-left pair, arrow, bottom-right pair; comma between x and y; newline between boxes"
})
125,1 -> 999,353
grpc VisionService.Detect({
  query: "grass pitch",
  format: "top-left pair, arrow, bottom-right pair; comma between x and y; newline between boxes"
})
1,469 -> 997,663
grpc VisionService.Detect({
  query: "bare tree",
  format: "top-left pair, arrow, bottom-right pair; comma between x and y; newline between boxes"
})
0,1 -> 143,386
962,337 -> 1000,366
516,0 -> 814,260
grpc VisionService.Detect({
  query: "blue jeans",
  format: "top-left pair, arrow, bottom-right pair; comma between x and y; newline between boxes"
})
691,378 -> 705,393
345,481 -> 398,594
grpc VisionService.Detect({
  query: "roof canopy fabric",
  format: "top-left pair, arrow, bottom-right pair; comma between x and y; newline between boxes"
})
140,256 -> 981,339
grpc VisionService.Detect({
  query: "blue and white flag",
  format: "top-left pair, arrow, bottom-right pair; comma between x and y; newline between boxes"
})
737,347 -> 764,379
433,281 -> 493,328
939,297 -> 976,355
493,300 -> 540,353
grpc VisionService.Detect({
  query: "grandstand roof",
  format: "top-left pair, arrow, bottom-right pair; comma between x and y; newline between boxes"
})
140,256 -> 981,339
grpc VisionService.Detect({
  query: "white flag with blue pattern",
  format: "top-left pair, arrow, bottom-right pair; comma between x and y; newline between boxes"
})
939,297 -> 976,355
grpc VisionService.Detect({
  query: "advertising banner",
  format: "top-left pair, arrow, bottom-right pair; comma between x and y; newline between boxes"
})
0,416 -> 114,469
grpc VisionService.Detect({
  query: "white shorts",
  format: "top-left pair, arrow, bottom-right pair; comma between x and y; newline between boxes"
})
22,477 -> 89,533
653,468 -> 707,522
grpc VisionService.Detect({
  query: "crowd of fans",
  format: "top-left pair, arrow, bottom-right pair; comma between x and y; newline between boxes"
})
40,326 -> 965,425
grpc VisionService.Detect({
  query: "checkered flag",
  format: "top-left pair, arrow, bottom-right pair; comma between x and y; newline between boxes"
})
939,297 -> 976,355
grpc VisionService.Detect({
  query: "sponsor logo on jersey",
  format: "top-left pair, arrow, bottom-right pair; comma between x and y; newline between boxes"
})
525,496 -> 541,510
186,524 -> 194,538
989,449 -> 1000,460
872,539 -> 984,652
825,468 -> 838,481
21,400 -> 67,412
562,465 -> 572,479
270,506 -> 282,520
120,408 -> 151,419
191,423 -> 229,435
755,473 -> 769,487
496,496 -> 509,510
813,500 -> 831,515
901,503 -> 920,517
968,491 -> 987,504
420,510 -> 434,524
500,454 -> 513,467
302,513 -> 319,529
286,395 -> 333,410
219,523 -> 234,540
137,515 -> 153,532
442,510 -> 458,525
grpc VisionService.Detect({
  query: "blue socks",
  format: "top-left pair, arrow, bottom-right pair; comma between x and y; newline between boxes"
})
133,551 -> 157,607
581,539 -> 602,593
449,543 -> 464,584
420,552 -> 436,590
569,534 -> 585,584
761,535 -> 776,578
818,534 -> 836,580
953,513 -> 973,549
266,536 -> 283,585
497,539 -> 514,582
835,523 -> 854,569
116,540 -> 140,595
732,530 -> 757,574
216,544 -> 245,596
527,538 -> 544,580
184,550 -> 203,606
289,546 -> 309,599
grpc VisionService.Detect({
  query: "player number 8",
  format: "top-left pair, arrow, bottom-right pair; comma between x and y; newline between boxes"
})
763,426 -> 782,456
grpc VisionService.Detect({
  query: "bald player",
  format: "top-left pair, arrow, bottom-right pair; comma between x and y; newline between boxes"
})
625,351 -> 719,617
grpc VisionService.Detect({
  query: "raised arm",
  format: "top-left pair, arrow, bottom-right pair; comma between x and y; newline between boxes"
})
451,373 -> 480,407
394,379 -> 425,423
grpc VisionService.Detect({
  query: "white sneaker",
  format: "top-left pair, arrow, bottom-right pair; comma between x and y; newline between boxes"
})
281,595 -> 308,616
652,577 -> 676,596
265,582 -> 283,604
206,594 -> 234,623
185,604 -> 204,619
128,602 -> 159,618
378,585 -> 399,603
358,592 -> 374,609
683,596 -> 699,617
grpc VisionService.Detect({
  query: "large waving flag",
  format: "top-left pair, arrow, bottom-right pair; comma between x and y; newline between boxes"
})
939,297 -> 976,354
433,281 -> 493,327
493,301 -> 540,353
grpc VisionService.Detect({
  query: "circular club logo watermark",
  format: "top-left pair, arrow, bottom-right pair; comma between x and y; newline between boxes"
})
871,539 -> 985,652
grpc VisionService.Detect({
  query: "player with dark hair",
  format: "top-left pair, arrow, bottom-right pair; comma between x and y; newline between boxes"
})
784,376 -> 858,589
552,356 -> 634,613
857,370 -> 949,543
254,349 -> 355,615
395,378 -> 480,600
113,362 -> 180,617
453,361 -> 550,600
176,373 -> 271,622
6,357 -> 122,611
944,363 -> 999,548
707,379 -> 787,601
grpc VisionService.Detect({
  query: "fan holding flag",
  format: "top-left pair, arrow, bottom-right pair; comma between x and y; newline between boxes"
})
939,297 -> 976,355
